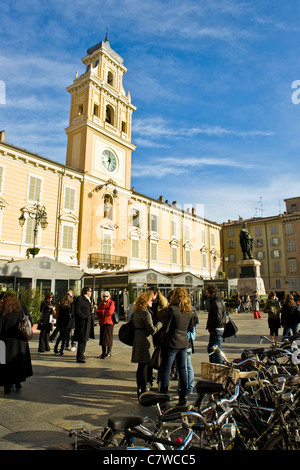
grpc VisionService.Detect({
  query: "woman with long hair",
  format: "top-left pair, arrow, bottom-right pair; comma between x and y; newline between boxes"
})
38,292 -> 55,352
159,287 -> 193,405
281,293 -> 299,339
54,294 -> 73,355
0,293 -> 33,394
264,291 -> 281,344
96,291 -> 115,359
131,291 -> 162,397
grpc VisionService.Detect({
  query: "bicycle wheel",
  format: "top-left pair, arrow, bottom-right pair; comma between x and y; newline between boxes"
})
263,432 -> 300,450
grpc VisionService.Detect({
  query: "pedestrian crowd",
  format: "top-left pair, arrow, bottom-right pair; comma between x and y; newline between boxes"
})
0,284 -> 299,401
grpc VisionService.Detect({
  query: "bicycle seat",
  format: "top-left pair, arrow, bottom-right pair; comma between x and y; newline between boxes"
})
138,391 -> 172,407
241,348 -> 264,359
196,380 -> 225,394
107,415 -> 145,431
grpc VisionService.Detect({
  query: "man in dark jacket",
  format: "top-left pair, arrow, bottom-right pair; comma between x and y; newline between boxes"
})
73,287 -> 94,363
206,284 -> 227,364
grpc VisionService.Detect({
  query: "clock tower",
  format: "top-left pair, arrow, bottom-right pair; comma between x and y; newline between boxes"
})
65,35 -> 136,190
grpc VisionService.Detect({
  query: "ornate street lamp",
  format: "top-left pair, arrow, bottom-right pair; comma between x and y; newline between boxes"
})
19,203 -> 48,257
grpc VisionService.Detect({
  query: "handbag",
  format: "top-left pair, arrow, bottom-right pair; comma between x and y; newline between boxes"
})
118,317 -> 135,346
18,309 -> 34,340
223,316 -> 238,340
112,311 -> 119,324
150,342 -> 162,370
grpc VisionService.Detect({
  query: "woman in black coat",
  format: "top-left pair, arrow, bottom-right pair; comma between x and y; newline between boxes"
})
54,294 -> 73,355
0,293 -> 33,394
281,293 -> 299,339
159,287 -> 193,405
131,291 -> 162,397
38,292 -> 55,352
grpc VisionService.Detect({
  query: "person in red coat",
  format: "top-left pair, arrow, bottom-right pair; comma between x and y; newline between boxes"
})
96,291 -> 115,358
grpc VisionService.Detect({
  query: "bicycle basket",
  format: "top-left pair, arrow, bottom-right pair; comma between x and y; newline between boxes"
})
201,362 -> 240,384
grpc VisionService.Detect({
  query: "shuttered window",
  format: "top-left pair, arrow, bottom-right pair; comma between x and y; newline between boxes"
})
171,246 -> 177,264
64,187 -> 76,211
150,242 -> 158,261
185,249 -> 191,266
25,218 -> 35,245
28,175 -> 42,202
102,231 -> 112,255
0,166 -> 4,194
62,225 -> 74,250
131,239 -> 139,259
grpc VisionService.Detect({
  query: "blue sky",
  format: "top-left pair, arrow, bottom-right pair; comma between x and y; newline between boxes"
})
1,0 -> 300,224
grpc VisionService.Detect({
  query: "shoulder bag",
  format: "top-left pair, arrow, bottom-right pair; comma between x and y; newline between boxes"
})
112,311 -> 119,324
150,341 -> 163,370
18,309 -> 34,341
118,316 -> 135,346
223,315 -> 238,340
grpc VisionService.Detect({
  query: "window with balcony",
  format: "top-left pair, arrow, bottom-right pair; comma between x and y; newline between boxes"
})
102,230 -> 112,256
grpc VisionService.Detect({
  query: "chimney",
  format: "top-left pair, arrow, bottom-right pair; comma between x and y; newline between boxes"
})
158,195 -> 163,203
0,130 -> 5,142
192,207 -> 196,216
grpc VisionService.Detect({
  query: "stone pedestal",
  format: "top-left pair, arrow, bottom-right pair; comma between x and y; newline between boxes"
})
237,259 -> 266,295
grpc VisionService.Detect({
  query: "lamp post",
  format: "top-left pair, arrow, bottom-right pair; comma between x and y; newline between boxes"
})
19,203 -> 48,257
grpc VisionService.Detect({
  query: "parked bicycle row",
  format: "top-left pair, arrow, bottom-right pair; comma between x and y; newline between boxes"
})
66,331 -> 300,451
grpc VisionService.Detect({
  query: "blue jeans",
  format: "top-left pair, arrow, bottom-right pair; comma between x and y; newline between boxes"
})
177,348 -> 194,393
283,324 -> 298,339
160,347 -> 187,401
208,330 -> 223,364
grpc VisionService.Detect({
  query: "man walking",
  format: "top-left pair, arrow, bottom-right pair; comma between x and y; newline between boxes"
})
73,287 -> 94,363
205,284 -> 227,364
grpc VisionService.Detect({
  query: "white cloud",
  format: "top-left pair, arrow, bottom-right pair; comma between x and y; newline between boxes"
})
133,117 -> 274,144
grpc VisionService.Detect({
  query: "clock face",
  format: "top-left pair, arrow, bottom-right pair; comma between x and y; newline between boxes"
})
101,149 -> 118,173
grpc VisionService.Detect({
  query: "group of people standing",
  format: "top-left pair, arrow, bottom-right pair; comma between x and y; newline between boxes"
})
131,286 -> 199,406
38,290 -> 76,355
263,291 -> 300,344
38,287 -> 116,364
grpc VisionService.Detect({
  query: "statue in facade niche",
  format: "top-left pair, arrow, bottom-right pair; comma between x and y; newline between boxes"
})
239,222 -> 254,260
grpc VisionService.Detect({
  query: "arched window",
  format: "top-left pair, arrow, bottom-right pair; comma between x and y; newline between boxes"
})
105,105 -> 114,125
107,71 -> 114,87
104,194 -> 113,219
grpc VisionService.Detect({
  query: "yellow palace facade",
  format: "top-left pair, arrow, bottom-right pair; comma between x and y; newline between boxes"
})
0,37 -> 222,304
